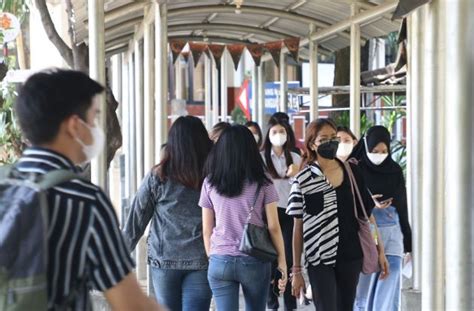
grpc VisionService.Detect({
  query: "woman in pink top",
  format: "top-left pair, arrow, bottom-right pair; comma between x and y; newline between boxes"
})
200,125 -> 287,311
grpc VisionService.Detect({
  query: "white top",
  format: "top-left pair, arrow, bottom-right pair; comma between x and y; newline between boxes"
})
261,150 -> 302,208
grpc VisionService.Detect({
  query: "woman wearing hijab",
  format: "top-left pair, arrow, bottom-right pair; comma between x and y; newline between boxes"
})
351,126 -> 412,311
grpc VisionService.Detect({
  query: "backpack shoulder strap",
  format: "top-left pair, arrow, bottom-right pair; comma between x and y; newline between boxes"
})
0,164 -> 14,180
38,170 -> 87,190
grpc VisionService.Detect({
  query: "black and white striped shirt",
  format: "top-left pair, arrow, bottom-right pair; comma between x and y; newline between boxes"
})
286,163 -> 340,266
16,147 -> 134,310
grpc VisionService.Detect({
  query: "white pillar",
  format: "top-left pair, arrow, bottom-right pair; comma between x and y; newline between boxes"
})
175,57 -> 184,100
134,40 -> 144,186
407,10 -> 424,292
350,3 -> 361,138
205,55 -> 212,129
122,57 -> 130,206
442,0 -> 474,309
88,0 -> 106,187
212,57 -> 220,124
421,3 -> 445,309
279,53 -> 288,113
128,54 -> 137,193
144,21 -> 155,172
251,65 -> 258,122
257,64 -> 265,128
220,52 -> 228,122
309,24 -> 318,121
155,2 -> 168,163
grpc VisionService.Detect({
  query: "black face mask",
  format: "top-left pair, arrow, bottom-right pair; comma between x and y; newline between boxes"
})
317,140 -> 340,160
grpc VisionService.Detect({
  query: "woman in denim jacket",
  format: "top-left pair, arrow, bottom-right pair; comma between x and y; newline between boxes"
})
123,116 -> 213,311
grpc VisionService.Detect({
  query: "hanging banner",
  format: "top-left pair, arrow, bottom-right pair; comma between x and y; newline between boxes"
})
208,44 -> 226,68
246,44 -> 264,67
181,51 -> 190,62
170,40 -> 187,64
265,41 -> 283,67
284,37 -> 300,63
226,44 -> 246,70
189,42 -> 208,67
236,79 -> 251,120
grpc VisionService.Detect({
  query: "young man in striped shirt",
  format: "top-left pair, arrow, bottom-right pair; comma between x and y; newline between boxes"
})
14,69 -> 162,310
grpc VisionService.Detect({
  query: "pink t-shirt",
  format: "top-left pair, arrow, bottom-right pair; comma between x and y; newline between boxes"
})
199,178 -> 279,256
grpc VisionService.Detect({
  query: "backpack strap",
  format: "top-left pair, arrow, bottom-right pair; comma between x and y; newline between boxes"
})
0,164 -> 14,180
37,170 -> 87,190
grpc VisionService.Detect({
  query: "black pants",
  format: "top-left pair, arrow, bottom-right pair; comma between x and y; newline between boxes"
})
267,208 -> 296,310
308,259 -> 362,311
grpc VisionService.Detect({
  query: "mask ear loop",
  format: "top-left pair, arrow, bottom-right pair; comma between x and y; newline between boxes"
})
363,136 -> 371,154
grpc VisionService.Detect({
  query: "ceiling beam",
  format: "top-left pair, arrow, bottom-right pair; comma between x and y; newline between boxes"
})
168,23 -> 298,40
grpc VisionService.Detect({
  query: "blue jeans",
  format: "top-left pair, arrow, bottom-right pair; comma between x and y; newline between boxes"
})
208,255 -> 271,311
151,267 -> 212,311
354,255 -> 402,311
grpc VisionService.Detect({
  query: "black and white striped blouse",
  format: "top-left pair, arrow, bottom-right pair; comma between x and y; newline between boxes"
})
286,163 -> 340,266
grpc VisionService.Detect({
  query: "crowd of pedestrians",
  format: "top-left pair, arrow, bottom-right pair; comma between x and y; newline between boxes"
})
2,69 -> 412,311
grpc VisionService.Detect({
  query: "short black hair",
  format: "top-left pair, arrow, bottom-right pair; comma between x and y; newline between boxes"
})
245,121 -> 263,148
15,69 -> 105,145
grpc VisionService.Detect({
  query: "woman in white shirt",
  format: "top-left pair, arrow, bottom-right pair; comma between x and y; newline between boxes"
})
262,117 -> 301,311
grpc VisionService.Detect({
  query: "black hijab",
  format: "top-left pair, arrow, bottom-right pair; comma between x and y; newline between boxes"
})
350,126 -> 402,198
350,125 -> 412,253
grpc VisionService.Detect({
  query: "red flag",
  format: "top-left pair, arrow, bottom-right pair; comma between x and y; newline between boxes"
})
284,37 -> 300,63
236,79 -> 251,120
246,44 -> 264,67
265,41 -> 283,67
208,44 -> 226,68
226,44 -> 246,70
189,42 -> 208,67
170,40 -> 187,64
181,51 -> 190,62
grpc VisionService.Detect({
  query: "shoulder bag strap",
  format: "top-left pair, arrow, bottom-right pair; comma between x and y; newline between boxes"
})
246,183 -> 263,224
343,162 -> 370,220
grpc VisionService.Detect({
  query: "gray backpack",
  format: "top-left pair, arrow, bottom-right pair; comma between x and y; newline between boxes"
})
0,165 -> 81,311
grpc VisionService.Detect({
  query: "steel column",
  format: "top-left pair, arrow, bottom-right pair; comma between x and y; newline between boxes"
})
279,53 -> 288,113
205,55 -> 212,129
421,3 -> 445,309
144,22 -> 155,172
309,24 -> 318,121
220,52 -> 228,122
212,57 -> 220,125
134,40 -> 144,187
128,53 -> 137,193
407,10 -> 424,292
252,65 -> 258,122
155,2 -> 168,163
257,64 -> 265,128
88,0 -> 106,187
350,4 -> 361,138
442,0 -> 474,309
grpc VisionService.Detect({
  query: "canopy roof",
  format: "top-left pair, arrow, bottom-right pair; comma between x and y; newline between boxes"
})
71,0 -> 400,57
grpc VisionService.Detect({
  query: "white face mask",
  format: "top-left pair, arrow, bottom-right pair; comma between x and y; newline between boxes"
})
253,134 -> 260,143
364,136 -> 388,165
75,120 -> 105,163
367,152 -> 388,165
337,142 -> 354,160
269,133 -> 287,147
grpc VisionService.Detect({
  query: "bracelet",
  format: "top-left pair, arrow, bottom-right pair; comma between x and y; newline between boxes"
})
291,266 -> 303,272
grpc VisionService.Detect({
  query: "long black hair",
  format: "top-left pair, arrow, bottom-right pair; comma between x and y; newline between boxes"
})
156,116 -> 213,190
264,118 -> 294,179
245,121 -> 263,149
204,125 -> 271,197
270,112 -> 300,154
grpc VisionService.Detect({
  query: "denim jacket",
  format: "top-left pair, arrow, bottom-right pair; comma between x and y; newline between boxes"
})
123,172 -> 208,270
